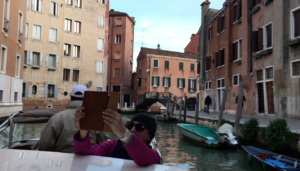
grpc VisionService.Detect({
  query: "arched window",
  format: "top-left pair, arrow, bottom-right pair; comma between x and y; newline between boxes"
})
32,85 -> 37,95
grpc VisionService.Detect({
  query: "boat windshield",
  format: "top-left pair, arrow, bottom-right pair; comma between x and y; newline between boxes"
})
12,123 -> 47,143
0,126 -> 9,148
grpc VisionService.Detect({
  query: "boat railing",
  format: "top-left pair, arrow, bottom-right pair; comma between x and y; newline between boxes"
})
0,112 -> 19,129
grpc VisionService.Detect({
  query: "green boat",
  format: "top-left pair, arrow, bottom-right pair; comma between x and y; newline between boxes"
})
177,123 -> 238,147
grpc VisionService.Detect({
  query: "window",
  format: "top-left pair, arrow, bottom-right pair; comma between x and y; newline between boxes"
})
249,0 -> 261,9
163,77 -> 170,87
66,0 -> 72,6
206,56 -> 212,71
48,54 -> 56,68
32,52 -> 41,66
31,0 -> 43,12
265,24 -> 272,48
64,43 -> 71,56
131,25 -> 134,33
96,87 -> 102,91
218,15 -> 225,33
0,46 -> 7,73
73,45 -> 80,58
115,18 -> 122,27
97,38 -> 104,51
32,85 -> 37,95
24,51 -> 28,64
231,1 -> 242,23
265,67 -> 273,80
164,61 -> 169,68
139,61 -> 142,70
74,21 -> 81,34
189,79 -> 196,92
49,28 -> 57,42
252,24 -> 273,52
27,0 -> 30,10
96,61 -> 103,73
74,0 -> 81,8
0,90 -> 3,101
15,55 -> 21,77
47,84 -> 55,98
98,15 -> 105,27
233,39 -> 242,61
112,86 -> 120,92
63,69 -> 70,81
2,0 -> 10,34
22,83 -> 26,97
216,49 -> 225,67
292,61 -> 300,77
232,74 -> 241,86
14,92 -> 18,102
256,70 -> 264,81
177,78 -> 185,88
205,81 -> 211,90
18,12 -> 23,44
115,35 -> 121,44
73,70 -> 79,82
179,62 -> 184,70
32,25 -> 41,39
217,78 -> 225,88
152,76 -> 159,87
25,23 -> 29,38
292,8 -> 300,39
98,0 -> 107,4
208,26 -> 213,41
65,19 -> 72,32
50,2 -> 58,16
114,68 -> 120,78
114,51 -> 121,60
190,64 -> 195,71
153,59 -> 159,68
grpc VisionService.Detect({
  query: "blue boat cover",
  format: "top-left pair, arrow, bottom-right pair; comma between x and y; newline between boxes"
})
265,159 -> 294,169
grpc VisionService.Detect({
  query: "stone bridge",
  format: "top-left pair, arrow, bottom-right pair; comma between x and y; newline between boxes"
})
135,92 -> 181,110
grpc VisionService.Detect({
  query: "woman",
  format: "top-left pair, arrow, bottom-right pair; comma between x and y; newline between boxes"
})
73,107 -> 161,166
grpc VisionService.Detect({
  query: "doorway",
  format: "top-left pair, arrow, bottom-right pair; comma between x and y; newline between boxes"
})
124,95 -> 131,107
257,83 -> 265,113
266,82 -> 275,114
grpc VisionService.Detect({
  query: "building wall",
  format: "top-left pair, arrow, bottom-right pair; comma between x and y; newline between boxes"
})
184,33 -> 199,54
0,0 -> 26,117
22,0 -> 108,110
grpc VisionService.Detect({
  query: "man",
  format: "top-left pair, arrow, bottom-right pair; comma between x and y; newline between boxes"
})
40,84 -> 108,153
204,95 -> 212,114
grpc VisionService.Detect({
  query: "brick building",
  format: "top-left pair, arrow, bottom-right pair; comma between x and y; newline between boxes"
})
107,10 -> 135,107
0,0 -> 27,117
22,0 -> 109,110
184,33 -> 200,54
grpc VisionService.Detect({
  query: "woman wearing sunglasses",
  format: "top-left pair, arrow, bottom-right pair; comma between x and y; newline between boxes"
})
73,108 -> 160,166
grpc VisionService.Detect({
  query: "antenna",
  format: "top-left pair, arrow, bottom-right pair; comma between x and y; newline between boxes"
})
141,29 -> 148,47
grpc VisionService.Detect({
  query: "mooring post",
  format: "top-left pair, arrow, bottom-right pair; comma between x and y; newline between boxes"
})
218,86 -> 228,129
171,96 -> 176,117
179,96 -> 182,123
195,93 -> 200,125
167,93 -> 171,118
183,96 -> 187,123
234,81 -> 244,137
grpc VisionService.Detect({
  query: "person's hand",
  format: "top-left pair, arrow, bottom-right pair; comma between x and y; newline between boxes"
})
74,106 -> 88,141
103,109 -> 127,139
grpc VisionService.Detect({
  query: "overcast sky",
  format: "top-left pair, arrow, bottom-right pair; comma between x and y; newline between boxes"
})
110,0 -> 223,71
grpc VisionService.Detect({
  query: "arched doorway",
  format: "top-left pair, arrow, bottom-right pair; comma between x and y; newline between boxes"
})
186,98 -> 196,111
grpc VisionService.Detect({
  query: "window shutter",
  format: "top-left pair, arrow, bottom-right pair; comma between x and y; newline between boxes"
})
44,84 -> 48,98
54,85 -> 58,98
232,42 -> 236,61
197,62 -> 200,74
267,25 -> 272,47
251,31 -> 258,52
29,51 -> 33,65
249,0 -> 253,9
138,78 -> 141,87
222,49 -> 225,65
49,29 -> 52,41
39,53 -> 43,66
177,78 -> 179,88
25,83 -> 29,97
217,17 -> 221,33
56,3 -> 59,16
50,2 -> 54,15
231,5 -> 235,23
46,54 -> 49,67
105,0 -> 107,4
194,80 -> 196,91
98,15 -> 101,26
183,79 -> 185,88
39,0 -> 43,12
188,79 -> 191,91
56,55 -> 59,68
207,28 -> 210,40
211,26 -> 213,39
157,77 -> 160,86
37,26 -> 41,39
163,77 -> 165,87
168,77 -> 171,87
215,52 -> 218,67
26,51 -> 30,65
152,76 -> 154,86
27,0 -> 30,10
32,0 -> 36,10
237,1 -> 242,19
294,10 -> 300,37
96,61 -> 100,73
257,28 -> 264,51
100,61 -> 103,73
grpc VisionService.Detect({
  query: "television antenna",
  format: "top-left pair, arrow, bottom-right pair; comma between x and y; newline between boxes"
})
141,29 -> 148,47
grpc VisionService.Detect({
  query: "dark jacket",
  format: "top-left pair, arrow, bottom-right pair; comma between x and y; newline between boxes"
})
205,96 -> 212,105
235,95 -> 246,106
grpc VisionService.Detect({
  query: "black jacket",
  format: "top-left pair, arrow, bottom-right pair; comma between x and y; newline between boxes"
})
235,95 -> 246,106
205,96 -> 212,105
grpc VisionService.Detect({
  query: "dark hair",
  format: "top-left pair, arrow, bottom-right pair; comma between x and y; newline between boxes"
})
71,96 -> 83,101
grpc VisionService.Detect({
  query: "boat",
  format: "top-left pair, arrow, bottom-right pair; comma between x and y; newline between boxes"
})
177,123 -> 238,147
0,109 -> 183,171
242,146 -> 300,171
155,115 -> 169,122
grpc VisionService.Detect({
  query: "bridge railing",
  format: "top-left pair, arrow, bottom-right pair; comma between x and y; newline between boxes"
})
135,91 -> 180,109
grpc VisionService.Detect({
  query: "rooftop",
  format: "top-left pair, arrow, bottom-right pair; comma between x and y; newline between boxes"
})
141,47 -> 198,59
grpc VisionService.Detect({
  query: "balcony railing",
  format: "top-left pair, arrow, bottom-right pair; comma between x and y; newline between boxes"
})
3,18 -> 9,33
18,32 -> 23,44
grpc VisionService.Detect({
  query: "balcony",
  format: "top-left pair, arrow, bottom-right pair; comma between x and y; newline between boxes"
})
3,18 -> 9,34
18,32 -> 23,44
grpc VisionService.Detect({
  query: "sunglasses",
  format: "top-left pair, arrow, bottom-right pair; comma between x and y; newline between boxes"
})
126,121 -> 148,132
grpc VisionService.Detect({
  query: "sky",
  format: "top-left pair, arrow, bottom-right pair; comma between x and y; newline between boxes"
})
110,0 -> 223,71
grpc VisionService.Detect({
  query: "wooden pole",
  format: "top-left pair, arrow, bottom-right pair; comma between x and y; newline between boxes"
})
195,93 -> 200,125
218,86 -> 228,129
179,96 -> 182,123
234,81 -> 244,137
171,96 -> 176,116
167,93 -> 171,118
183,96 -> 187,123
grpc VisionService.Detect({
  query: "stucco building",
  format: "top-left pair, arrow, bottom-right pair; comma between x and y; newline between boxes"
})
0,0 -> 27,117
107,10 -> 135,107
22,0 -> 109,110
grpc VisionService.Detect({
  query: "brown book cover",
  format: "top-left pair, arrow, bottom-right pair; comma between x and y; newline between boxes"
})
80,91 -> 119,132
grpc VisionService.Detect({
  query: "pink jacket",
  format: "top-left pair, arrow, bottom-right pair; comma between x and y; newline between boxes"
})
73,132 -> 161,166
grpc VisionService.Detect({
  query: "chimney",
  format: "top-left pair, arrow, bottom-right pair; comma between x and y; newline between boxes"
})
200,0 -> 210,26
110,9 -> 115,12
157,44 -> 161,50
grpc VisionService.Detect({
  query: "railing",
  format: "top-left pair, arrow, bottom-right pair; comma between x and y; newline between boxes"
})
18,32 -> 23,44
135,91 -> 180,109
3,18 -> 9,33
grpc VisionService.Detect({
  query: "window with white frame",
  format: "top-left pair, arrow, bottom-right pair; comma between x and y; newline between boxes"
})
96,60 -> 103,73
15,55 -> 21,77
49,28 -> 57,42
232,39 -> 242,61
115,35 -> 121,44
25,23 -> 29,38
64,43 -> 71,56
47,54 -> 57,68
74,21 -> 81,34
152,76 -> 159,87
97,38 -> 104,51
2,0 -> 10,34
31,0 -> 43,12
252,23 -> 273,52
217,78 -> 225,88
50,1 -> 58,16
65,19 -> 72,32
153,59 -> 159,68
96,87 -> 102,91
66,0 -> 72,6
205,81 -> 211,90
179,62 -> 184,70
74,0 -> 81,8
32,24 -> 41,39
232,74 -> 241,86
292,61 -> 300,77
0,46 -> 7,73
98,15 -> 105,27
189,79 -> 196,92
256,70 -> 264,81
265,24 -> 273,48
190,64 -> 195,71
178,78 -> 185,88
265,67 -> 273,80
291,7 -> 300,39
163,77 -> 170,87
18,12 -> 23,44
32,52 -> 41,66
73,45 -> 80,58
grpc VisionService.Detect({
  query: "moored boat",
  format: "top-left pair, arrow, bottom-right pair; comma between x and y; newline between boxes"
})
242,146 -> 300,171
155,115 -> 169,122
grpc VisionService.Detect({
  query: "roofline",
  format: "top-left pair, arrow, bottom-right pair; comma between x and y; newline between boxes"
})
109,13 -> 135,24
208,0 -> 234,23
